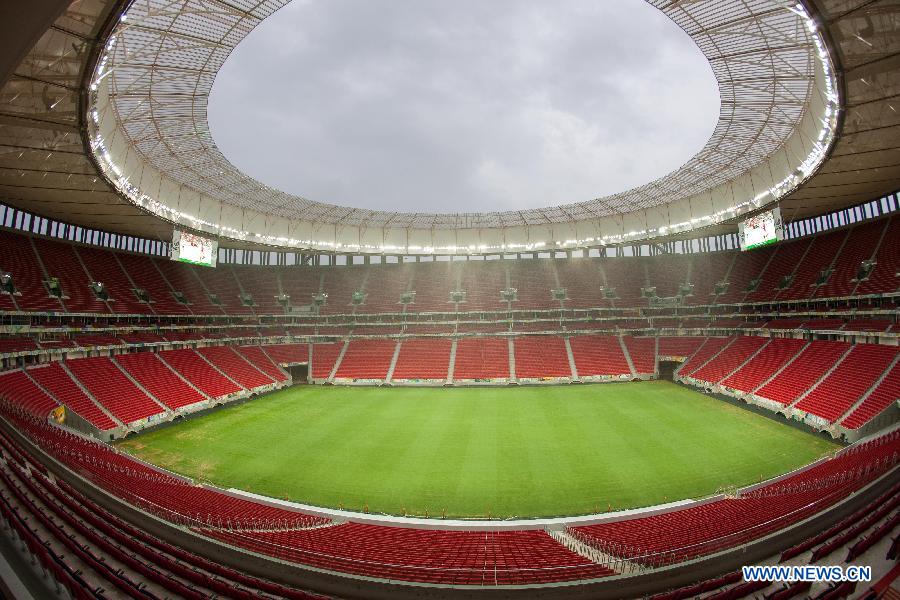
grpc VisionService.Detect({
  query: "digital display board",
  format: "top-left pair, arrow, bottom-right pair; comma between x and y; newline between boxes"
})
739,207 -> 783,251
171,230 -> 217,267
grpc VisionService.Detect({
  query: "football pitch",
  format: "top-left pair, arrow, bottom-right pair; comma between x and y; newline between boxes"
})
115,381 -> 839,519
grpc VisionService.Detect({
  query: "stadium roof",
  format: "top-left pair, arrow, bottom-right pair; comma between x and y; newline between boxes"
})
0,0 -> 898,253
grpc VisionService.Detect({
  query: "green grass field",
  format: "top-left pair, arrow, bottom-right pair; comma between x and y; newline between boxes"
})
116,381 -> 838,519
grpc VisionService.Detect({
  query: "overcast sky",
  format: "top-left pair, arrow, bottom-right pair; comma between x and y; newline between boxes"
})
208,0 -> 720,214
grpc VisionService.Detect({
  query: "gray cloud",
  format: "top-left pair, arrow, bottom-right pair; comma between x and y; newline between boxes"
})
208,0 -> 720,213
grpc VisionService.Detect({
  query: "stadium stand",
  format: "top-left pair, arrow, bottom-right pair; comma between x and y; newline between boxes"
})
392,338 -> 452,381
236,345 -> 289,382
623,336 -> 656,375
794,344 -> 898,423
841,361 -> 900,429
65,357 -> 166,424
453,338 -> 510,380
197,346 -> 273,389
755,341 -> 851,406
0,370 -> 57,417
514,336 -> 572,378
26,363 -> 119,430
690,336 -> 769,385
262,343 -> 309,365
115,353 -> 207,410
158,349 -> 242,399
678,337 -> 733,377
569,335 -> 632,377
721,338 -> 807,393
334,339 -> 397,380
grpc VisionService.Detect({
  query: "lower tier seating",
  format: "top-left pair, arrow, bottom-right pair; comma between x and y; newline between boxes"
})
115,352 -> 207,410
66,357 -> 165,425
392,339 -> 451,380
453,338 -> 510,379
194,525 -> 615,585
27,363 -> 118,430
755,341 -> 850,406
334,339 -> 396,380
569,335 -> 631,376
158,349 -> 242,398
198,346 -> 273,389
514,336 -> 571,378
794,344 -> 898,422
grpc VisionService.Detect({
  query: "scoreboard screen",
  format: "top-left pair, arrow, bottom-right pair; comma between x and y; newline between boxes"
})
171,230 -> 217,267
739,207 -> 783,251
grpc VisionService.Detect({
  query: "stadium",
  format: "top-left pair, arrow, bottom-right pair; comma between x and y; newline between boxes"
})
0,0 -> 898,598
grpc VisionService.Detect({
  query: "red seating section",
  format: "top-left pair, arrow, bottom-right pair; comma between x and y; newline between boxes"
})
27,363 -> 118,430
841,361 -> 900,429
756,341 -> 850,406
658,337 -> 705,357
236,346 -> 288,382
794,344 -> 897,422
722,338 -> 806,393
679,337 -> 732,377
571,433 -> 900,565
334,339 -> 396,380
392,339 -> 451,380
197,524 -> 614,585
0,370 -> 57,417
262,343 -> 308,365
197,346 -> 273,389
0,230 -> 63,311
115,353 -> 206,410
310,343 -> 343,379
570,335 -> 631,376
691,337 -> 768,384
66,357 -> 165,424
515,336 -> 571,378
158,349 -> 242,398
453,338 -> 509,379
623,337 -> 656,375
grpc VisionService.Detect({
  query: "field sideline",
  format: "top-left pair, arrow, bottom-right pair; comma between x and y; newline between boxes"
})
116,381 -> 838,519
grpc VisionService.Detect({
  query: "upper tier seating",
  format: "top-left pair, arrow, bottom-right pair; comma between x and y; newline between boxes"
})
27,363 -> 118,430
116,252 -> 191,315
755,341 -> 851,406
453,338 -> 510,379
66,357 -> 165,424
32,238 -> 105,313
0,230 -> 64,311
115,353 -> 206,410
855,218 -> 899,295
333,339 -> 396,380
514,336 -> 572,378
569,335 -> 631,376
197,346 -> 273,389
721,338 -> 807,393
0,337 -> 39,353
158,349 -> 242,398
794,344 -> 897,422
392,339 -> 451,380
690,337 -> 768,385
2,217 -> 899,318
75,246 -> 148,314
